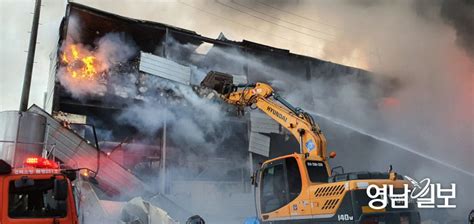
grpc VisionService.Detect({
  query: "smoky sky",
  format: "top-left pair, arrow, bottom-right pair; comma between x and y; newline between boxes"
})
348,0 -> 474,60
440,0 -> 474,58
412,0 -> 474,59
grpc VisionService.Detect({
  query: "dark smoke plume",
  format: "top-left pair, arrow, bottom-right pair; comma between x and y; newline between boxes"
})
440,0 -> 474,58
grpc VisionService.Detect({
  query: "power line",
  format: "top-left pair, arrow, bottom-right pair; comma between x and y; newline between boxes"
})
215,0 -> 335,43
177,0 -> 325,52
254,0 -> 379,58
230,0 -> 336,38
217,0 -> 375,60
255,0 -> 340,30
177,1 -> 372,65
241,0 -> 374,58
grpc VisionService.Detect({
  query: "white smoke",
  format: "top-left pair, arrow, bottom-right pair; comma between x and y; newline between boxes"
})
56,1 -> 473,221
116,78 -> 232,150
162,20 -> 473,218
57,16 -> 138,98
95,32 -> 137,68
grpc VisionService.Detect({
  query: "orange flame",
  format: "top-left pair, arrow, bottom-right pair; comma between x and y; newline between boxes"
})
61,44 -> 100,79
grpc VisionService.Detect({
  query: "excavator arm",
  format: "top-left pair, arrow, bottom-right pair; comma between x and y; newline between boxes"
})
201,71 -> 327,160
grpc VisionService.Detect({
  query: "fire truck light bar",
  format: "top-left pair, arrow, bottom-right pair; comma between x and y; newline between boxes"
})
24,157 -> 59,169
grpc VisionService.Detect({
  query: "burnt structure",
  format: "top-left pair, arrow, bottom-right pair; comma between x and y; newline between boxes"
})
42,3 -> 474,222
43,2 -> 387,220
45,1 -> 379,180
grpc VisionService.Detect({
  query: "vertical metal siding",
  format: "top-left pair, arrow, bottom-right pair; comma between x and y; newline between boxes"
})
139,52 -> 191,85
29,105 -> 151,197
248,132 -> 270,157
250,110 -> 280,134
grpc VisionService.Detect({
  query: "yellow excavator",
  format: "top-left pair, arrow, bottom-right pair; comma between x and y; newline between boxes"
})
201,71 -> 420,224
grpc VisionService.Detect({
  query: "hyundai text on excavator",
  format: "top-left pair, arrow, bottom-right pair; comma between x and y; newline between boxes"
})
201,71 -> 420,224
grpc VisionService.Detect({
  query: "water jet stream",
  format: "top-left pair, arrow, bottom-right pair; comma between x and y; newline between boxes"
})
308,110 -> 474,178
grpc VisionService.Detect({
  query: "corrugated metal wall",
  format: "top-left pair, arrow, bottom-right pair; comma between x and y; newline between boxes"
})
139,52 -> 191,85
29,105 -> 151,198
248,110 -> 280,157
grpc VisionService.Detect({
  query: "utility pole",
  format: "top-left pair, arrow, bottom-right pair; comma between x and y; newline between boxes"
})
160,117 -> 167,194
19,0 -> 42,111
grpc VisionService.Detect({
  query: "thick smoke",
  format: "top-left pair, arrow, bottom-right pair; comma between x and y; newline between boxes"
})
311,0 -> 474,171
266,1 -> 474,220
58,16 -> 137,98
59,16 -> 252,223
164,24 -> 473,218
95,33 -> 137,67
113,82 -> 251,223
439,0 -> 474,58
62,1 -> 473,221
117,80 -> 234,153
161,2 -> 473,219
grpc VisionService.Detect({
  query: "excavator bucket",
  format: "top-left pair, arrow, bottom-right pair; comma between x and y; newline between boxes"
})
200,71 -> 234,94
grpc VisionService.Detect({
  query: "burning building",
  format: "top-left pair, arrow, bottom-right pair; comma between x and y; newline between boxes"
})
41,2 -> 376,220
39,2 -> 472,222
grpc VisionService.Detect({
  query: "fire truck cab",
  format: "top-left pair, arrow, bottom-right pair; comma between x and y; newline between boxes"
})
0,158 -> 78,224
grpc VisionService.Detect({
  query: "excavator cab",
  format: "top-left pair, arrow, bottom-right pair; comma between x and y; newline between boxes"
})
252,154 -> 332,222
253,155 -> 420,223
258,157 -> 303,215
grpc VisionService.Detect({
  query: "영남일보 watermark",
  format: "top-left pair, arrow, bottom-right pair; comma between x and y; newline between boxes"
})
366,176 -> 456,209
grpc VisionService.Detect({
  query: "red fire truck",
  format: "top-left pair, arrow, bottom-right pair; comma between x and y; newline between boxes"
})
0,157 -> 79,224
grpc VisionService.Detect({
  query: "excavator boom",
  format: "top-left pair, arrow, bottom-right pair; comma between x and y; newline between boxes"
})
201,71 -> 327,159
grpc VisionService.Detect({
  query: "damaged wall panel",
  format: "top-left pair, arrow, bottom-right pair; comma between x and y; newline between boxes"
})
139,52 -> 191,85
248,132 -> 270,157
29,105 -> 151,198
250,110 -> 279,134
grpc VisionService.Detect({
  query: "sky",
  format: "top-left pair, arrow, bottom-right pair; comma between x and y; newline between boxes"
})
0,0 -> 66,111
